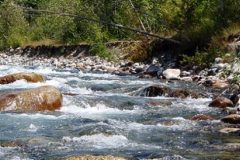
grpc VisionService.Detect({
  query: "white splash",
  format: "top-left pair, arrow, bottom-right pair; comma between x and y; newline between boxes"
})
62,133 -> 129,149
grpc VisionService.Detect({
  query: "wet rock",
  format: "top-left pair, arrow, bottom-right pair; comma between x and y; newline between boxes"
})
65,155 -> 126,160
169,89 -> 200,99
209,97 -> 234,108
163,69 -> 180,80
181,71 -> 191,77
0,86 -> 62,112
137,85 -> 170,97
221,114 -> 240,124
135,67 -> 144,74
192,75 -> 202,82
138,74 -> 153,79
215,57 -> 223,64
180,77 -> 192,82
145,64 -> 163,77
203,79 -> 229,89
229,94 -> 239,106
219,128 -> 240,134
0,72 -> 45,84
191,114 -> 214,121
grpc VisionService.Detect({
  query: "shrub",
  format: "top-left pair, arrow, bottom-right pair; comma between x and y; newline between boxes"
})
181,49 -> 217,69
89,42 -> 112,60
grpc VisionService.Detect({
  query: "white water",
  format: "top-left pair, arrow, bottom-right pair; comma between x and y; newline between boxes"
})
0,65 -> 238,160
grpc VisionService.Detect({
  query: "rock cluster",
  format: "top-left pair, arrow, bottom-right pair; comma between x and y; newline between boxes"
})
1,47 -> 240,128
0,72 -> 62,112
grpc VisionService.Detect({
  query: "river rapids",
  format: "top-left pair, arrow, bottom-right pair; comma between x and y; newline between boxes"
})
0,65 -> 239,160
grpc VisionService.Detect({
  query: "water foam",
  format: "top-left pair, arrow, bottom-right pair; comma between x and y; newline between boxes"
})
62,133 -> 129,149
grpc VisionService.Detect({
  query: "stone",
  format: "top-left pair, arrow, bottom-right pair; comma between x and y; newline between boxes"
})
66,155 -> 126,160
137,85 -> 170,97
221,114 -> 240,124
169,89 -> 200,99
215,57 -> 223,64
219,128 -> 240,134
145,64 -> 163,76
191,114 -> 214,121
0,72 -> 45,84
181,71 -> 191,77
209,97 -> 234,108
163,69 -> 181,80
203,79 -> 229,89
214,63 -> 225,69
0,86 -> 62,112
229,94 -> 239,106
180,77 -> 192,82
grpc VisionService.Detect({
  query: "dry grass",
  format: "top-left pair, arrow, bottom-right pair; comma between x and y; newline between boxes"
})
124,40 -> 151,62
210,23 -> 240,52
21,39 -> 63,48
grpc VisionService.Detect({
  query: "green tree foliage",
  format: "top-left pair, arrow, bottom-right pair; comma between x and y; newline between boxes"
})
0,0 -> 239,52
0,0 -> 28,49
30,0 -> 106,43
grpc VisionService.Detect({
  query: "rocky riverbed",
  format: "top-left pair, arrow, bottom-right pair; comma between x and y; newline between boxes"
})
0,47 -> 240,159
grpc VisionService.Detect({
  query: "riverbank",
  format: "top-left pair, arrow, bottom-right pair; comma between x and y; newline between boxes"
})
0,45 -> 238,92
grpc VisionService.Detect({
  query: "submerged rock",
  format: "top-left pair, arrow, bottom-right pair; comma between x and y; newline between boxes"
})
163,69 -> 181,80
0,86 -> 62,112
66,155 -> 126,160
0,72 -> 45,84
221,114 -> 240,124
191,114 -> 214,121
209,97 -> 234,108
169,89 -> 200,99
135,85 -> 202,99
137,85 -> 170,97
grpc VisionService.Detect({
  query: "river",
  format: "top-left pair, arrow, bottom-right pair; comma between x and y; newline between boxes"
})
0,65 -> 239,160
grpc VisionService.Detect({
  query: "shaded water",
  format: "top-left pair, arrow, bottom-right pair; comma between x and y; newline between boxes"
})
0,65 -> 239,160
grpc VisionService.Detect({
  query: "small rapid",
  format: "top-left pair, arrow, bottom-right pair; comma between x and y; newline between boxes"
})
0,65 -> 239,160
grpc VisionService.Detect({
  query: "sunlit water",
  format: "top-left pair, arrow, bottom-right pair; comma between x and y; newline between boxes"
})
0,65 -> 239,160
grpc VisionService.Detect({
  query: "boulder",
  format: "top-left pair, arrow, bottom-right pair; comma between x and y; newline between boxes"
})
0,72 -> 45,84
219,128 -> 240,134
209,97 -> 234,108
66,155 -> 126,160
0,86 -> 62,112
221,114 -> 240,124
163,69 -> 181,80
204,79 -> 229,89
145,64 -> 163,77
169,89 -> 200,99
191,114 -> 214,121
137,85 -> 170,97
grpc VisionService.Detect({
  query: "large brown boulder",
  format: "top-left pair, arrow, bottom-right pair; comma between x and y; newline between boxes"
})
221,114 -> 240,124
0,86 -> 62,112
209,97 -> 234,108
0,72 -> 45,84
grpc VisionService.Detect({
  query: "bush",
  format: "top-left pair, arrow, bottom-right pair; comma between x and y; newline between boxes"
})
89,42 -> 112,60
181,50 -> 217,69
